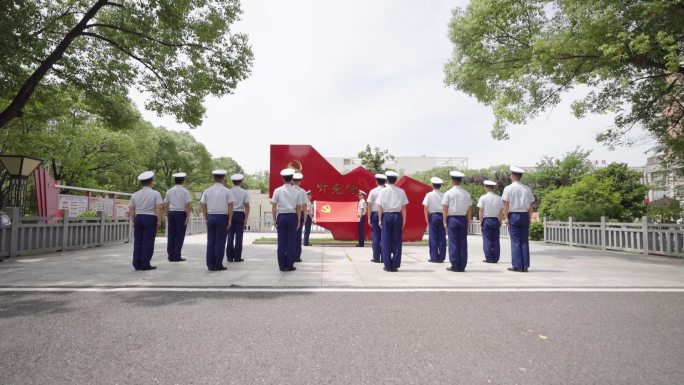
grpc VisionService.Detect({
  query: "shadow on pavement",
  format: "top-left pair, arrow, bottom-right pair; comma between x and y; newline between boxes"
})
0,292 -> 76,319
114,291 -> 313,308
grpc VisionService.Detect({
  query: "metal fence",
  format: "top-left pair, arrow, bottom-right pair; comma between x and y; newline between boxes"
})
468,220 -> 510,238
0,208 -> 130,258
544,216 -> 684,258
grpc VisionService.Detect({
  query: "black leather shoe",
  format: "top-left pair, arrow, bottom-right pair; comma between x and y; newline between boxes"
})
279,268 -> 286,272
392,268 -> 399,272
169,258 -> 186,262
285,267 -> 297,271
446,267 -> 458,272
371,259 -> 382,263
212,266 -> 227,271
383,267 -> 392,272
507,267 -> 523,272
522,268 -> 529,272
428,259 -> 441,263
234,258 -> 244,262
294,259 -> 303,263
140,266 -> 157,270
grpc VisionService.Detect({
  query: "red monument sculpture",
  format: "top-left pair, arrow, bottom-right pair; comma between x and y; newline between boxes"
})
269,145 -> 431,241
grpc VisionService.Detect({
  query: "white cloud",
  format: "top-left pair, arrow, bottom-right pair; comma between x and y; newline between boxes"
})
131,0 -> 653,173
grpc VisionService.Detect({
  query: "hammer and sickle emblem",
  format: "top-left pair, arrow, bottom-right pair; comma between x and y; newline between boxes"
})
321,204 -> 331,214
287,160 -> 303,172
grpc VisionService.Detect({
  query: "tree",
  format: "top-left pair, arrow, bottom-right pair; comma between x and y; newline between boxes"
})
529,147 -> 593,203
0,0 -> 253,130
444,0 -> 684,163
538,175 -> 623,221
647,199 -> 682,223
593,163 -> 649,220
357,145 -> 396,174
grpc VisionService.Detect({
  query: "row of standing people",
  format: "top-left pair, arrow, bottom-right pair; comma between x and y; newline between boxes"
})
128,170 -> 255,271
356,167 -> 534,273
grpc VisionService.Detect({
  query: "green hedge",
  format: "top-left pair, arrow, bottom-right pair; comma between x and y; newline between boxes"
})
529,221 -> 544,241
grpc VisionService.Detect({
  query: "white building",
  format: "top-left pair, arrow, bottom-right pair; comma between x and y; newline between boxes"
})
643,156 -> 684,202
325,155 -> 468,175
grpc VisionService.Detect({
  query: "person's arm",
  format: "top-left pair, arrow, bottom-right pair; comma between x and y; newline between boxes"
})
442,205 -> 448,230
129,206 -> 136,226
163,202 -> 170,217
378,207 -> 383,229
466,206 -> 472,228
156,204 -> 163,229
423,206 -> 429,226
271,203 -> 278,230
479,208 -> 484,227
296,204 -> 302,230
244,202 -> 250,223
184,202 -> 191,225
401,205 -> 407,229
201,203 -> 208,220
503,201 -> 510,224
228,202 -> 234,229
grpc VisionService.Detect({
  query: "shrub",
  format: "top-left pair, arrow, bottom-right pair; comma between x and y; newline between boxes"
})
77,210 -> 98,218
529,221 -> 544,241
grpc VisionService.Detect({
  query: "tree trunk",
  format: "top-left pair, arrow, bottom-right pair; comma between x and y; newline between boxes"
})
0,0 -> 110,130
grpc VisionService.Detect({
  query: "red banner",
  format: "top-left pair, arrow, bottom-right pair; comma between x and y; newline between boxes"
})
314,200 -> 359,223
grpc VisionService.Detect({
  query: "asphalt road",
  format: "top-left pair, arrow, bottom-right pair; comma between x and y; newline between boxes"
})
1,292 -> 683,385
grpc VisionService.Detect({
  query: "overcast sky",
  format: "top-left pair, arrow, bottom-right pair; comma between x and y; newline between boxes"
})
131,0 -> 653,173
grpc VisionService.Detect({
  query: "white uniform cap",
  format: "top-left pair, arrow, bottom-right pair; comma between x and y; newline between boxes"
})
430,177 -> 444,184
374,174 -> 387,180
293,172 -> 303,180
137,171 -> 154,181
483,180 -> 497,186
358,190 -> 366,195
510,166 -> 525,174
172,172 -> 187,178
212,169 -> 227,176
231,173 -> 244,181
449,171 -> 465,178
280,168 -> 296,177
385,171 -> 399,177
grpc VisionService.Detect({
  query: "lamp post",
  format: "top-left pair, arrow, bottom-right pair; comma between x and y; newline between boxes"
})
0,155 -> 43,215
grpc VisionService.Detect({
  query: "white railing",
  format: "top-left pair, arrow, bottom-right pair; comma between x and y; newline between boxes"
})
544,216 -> 684,258
468,220 -> 510,238
0,208 -> 131,258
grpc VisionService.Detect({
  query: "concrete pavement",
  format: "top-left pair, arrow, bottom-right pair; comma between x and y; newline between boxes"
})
1,233 -> 683,288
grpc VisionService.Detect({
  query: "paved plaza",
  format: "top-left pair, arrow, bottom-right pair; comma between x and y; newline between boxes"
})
1,233 -> 684,289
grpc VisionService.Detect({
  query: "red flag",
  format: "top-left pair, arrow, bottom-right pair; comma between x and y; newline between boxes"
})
314,200 -> 358,223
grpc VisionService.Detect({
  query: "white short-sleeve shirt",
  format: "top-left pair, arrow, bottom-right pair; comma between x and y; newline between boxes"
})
502,182 -> 535,212
271,184 -> 300,214
164,185 -> 192,212
367,185 -> 385,212
200,183 -> 234,214
377,184 -> 409,213
477,192 -> 503,218
130,187 -> 163,216
294,185 -> 308,206
441,186 -> 472,216
230,186 -> 250,212
358,199 -> 367,215
422,190 -> 444,213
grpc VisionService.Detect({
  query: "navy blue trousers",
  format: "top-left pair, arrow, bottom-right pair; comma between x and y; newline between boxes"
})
447,215 -> 468,271
370,211 -> 382,261
133,214 -> 157,270
508,212 -> 530,269
295,215 -> 304,259
226,211 -> 245,261
167,211 -> 187,261
303,215 -> 312,245
381,212 -> 403,270
482,217 -> 501,263
358,214 -> 367,246
277,213 -> 297,270
206,214 -> 228,270
428,212 -> 446,261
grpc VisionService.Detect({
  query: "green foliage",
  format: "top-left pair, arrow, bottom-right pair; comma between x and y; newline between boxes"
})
357,145 -> 396,174
647,200 -> 682,223
593,163 -> 648,221
529,147 -> 593,203
77,210 -> 98,218
1,0 -> 253,129
529,221 -> 544,241
445,0 -> 684,164
538,175 -> 623,221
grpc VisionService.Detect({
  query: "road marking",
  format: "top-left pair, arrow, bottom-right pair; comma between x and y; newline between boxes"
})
1,287 -> 684,293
